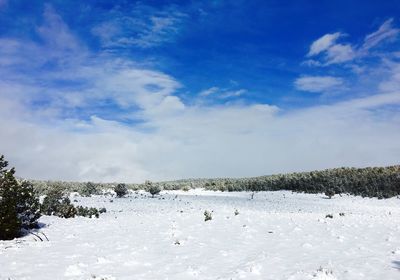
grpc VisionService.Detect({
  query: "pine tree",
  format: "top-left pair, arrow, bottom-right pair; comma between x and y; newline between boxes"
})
0,155 -> 41,240
0,166 -> 20,240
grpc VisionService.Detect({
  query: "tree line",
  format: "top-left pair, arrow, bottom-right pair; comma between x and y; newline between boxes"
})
28,165 -> 400,199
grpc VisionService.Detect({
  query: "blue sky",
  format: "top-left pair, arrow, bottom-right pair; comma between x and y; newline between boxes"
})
0,0 -> 399,182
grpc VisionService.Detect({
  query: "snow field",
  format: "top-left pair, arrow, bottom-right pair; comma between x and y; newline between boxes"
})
1,190 -> 399,279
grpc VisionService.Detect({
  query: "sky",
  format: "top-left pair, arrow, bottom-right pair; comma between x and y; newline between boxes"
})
0,0 -> 399,182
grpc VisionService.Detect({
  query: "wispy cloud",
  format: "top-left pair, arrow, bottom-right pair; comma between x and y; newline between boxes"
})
37,4 -> 81,52
378,61 -> 400,92
0,5 -> 182,122
92,4 -> 187,49
306,18 -> 399,66
294,76 -> 344,93
199,87 -> 246,99
219,89 -> 247,98
307,32 -> 342,57
361,18 -> 400,51
199,86 -> 219,97
324,43 -> 356,64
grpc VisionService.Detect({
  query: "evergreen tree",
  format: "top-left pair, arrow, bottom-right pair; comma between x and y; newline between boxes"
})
0,155 -> 41,240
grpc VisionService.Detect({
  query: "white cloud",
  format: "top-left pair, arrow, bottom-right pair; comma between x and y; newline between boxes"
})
37,4 -> 81,52
1,6 -> 400,183
362,18 -> 400,51
199,87 -> 219,96
307,32 -> 341,56
2,89 -> 400,183
378,62 -> 400,92
294,76 -> 344,92
306,19 -> 399,66
340,91 -> 400,109
219,89 -> 246,98
199,87 -> 246,99
325,43 -> 356,64
307,33 -> 356,65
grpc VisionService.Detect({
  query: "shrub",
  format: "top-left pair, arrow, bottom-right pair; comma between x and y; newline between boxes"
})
41,188 -> 76,218
204,210 -> 212,221
114,183 -> 128,198
145,181 -> 161,197
0,156 -> 41,240
41,187 -> 101,219
76,206 -> 99,218
16,181 -> 41,229
79,182 -> 100,197
57,199 -> 78,218
325,189 -> 335,199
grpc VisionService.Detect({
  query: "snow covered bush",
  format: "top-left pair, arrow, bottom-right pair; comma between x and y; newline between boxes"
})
325,189 -> 335,199
41,188 -> 101,219
204,210 -> 212,221
114,183 -> 128,197
79,182 -> 100,197
0,155 -> 41,240
16,181 -> 41,229
41,188 -> 77,218
76,206 -> 99,218
145,181 -> 161,197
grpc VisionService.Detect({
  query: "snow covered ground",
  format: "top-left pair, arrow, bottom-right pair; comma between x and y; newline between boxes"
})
1,190 -> 400,280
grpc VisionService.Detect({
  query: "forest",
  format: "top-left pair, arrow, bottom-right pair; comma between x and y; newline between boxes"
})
29,165 -> 400,199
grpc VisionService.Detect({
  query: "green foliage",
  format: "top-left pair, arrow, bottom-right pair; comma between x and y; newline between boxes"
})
325,189 -> 335,199
0,166 -> 20,240
76,206 -> 99,218
41,188 -> 76,218
204,210 -> 212,221
41,187 -> 101,219
79,182 -> 100,197
27,165 -> 400,199
0,155 -> 41,240
17,181 -> 41,229
162,165 -> 400,198
114,183 -> 128,198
